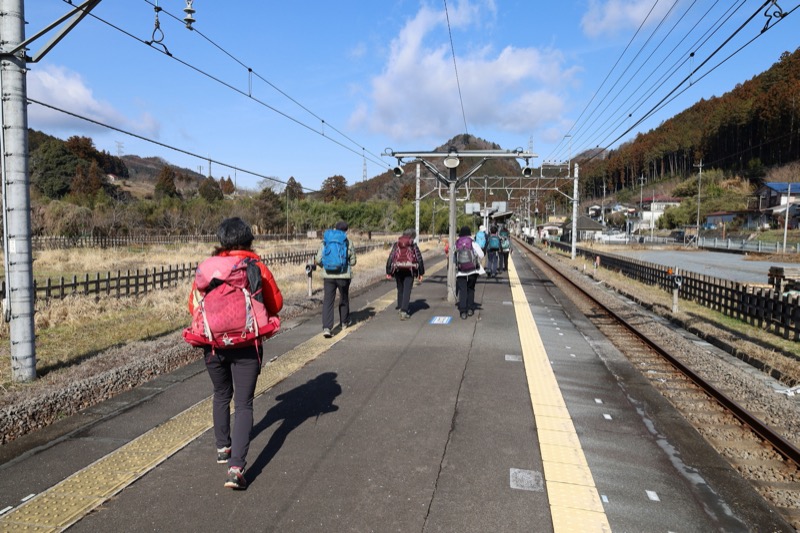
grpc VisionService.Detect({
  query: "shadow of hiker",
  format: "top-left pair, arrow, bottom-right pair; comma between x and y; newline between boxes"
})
246,372 -> 342,483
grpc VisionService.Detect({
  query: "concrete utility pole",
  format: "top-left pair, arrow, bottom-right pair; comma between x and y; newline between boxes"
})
571,164 -> 579,260
694,160 -> 703,248
1,0 -> 35,381
1,0 -> 102,381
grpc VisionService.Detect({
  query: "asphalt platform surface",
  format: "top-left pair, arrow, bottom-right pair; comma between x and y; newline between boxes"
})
0,248 -> 792,532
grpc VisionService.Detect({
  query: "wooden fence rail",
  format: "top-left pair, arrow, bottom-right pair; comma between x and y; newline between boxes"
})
548,240 -> 800,342
0,243 -> 387,304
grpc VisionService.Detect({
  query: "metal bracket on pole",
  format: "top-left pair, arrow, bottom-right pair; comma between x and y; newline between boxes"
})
5,0 -> 102,63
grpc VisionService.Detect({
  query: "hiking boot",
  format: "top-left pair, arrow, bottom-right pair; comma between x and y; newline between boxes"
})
467,309 -> 474,317
224,466 -> 247,490
341,320 -> 352,329
323,328 -> 333,338
399,311 -> 410,320
216,447 -> 231,464
460,312 -> 468,320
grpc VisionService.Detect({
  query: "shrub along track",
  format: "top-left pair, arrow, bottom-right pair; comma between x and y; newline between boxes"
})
515,238 -> 800,529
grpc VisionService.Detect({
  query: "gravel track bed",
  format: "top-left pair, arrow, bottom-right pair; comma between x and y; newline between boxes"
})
536,247 -> 800,447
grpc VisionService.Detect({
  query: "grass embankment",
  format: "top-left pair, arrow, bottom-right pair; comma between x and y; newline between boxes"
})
0,238 -> 430,391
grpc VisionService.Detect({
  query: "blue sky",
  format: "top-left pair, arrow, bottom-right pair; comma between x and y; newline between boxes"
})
24,1 -> 798,192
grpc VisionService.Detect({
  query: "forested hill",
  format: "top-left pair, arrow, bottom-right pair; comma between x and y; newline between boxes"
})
579,47 -> 800,198
349,134 -> 526,203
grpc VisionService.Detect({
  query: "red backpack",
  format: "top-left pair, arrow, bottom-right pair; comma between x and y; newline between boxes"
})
392,235 -> 418,272
183,255 -> 280,352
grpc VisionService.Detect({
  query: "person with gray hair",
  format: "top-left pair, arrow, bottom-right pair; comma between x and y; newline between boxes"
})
386,228 -> 425,319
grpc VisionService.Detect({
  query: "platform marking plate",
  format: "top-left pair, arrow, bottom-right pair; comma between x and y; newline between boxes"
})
510,468 -> 544,491
429,316 -> 452,325
505,354 -> 523,362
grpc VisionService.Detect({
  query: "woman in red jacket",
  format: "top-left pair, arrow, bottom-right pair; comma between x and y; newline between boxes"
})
188,217 -> 283,490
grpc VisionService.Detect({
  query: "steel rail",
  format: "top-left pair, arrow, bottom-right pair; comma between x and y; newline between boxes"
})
515,236 -> 800,469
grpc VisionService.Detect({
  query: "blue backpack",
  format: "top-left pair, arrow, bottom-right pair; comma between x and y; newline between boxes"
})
487,234 -> 501,251
321,229 -> 349,273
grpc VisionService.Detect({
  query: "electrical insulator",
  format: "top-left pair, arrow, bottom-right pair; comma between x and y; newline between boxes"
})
183,0 -> 196,29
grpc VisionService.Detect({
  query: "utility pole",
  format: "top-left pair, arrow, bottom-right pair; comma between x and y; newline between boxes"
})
694,160 -> 703,248
415,163 -> 420,240
601,181 -> 606,226
571,164 -> 579,260
1,0 -> 35,381
1,0 -> 102,382
639,174 -> 645,238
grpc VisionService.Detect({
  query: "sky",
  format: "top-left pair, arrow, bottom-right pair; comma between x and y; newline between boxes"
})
22,1 -> 799,193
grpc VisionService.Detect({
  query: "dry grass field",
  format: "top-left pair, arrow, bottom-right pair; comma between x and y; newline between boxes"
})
0,237 -> 436,392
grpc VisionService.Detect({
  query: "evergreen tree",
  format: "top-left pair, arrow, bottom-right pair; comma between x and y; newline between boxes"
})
320,175 -> 348,202
198,177 -> 223,203
154,165 -> 180,200
31,139 -> 82,199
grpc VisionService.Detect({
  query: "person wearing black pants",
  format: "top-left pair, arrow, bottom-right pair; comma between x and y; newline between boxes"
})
386,229 -> 425,319
454,225 -> 484,319
188,217 -> 283,490
315,220 -> 357,338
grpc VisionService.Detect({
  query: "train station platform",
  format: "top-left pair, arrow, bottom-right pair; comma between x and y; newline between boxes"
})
0,247 -> 791,532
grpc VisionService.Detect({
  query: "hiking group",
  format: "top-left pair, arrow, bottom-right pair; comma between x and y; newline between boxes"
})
183,217 -> 509,489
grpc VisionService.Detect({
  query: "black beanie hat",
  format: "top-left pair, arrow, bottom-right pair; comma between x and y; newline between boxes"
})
217,217 -> 254,248
459,225 -> 471,237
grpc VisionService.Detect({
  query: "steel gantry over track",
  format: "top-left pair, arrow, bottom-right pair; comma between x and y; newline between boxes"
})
384,147 -> 536,302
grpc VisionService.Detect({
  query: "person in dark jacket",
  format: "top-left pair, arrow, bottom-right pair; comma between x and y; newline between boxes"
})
385,228 -> 425,319
188,217 -> 283,490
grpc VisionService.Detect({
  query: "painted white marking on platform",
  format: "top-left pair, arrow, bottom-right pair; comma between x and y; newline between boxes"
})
0,507 -> 12,517
565,346 -> 571,349
429,316 -> 452,325
601,495 -> 609,503
595,398 -> 603,404
503,301 -> 513,305
646,490 -> 661,501
558,332 -> 564,336
505,354 -> 523,362
569,353 -> 576,358
21,494 -> 35,503
509,468 -> 544,491
603,414 -> 612,420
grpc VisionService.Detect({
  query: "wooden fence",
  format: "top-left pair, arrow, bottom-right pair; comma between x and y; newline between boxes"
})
0,243 -> 387,303
547,240 -> 800,341
18,234 -> 311,251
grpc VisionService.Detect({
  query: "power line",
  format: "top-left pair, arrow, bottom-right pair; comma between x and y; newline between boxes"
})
27,97 -> 319,193
443,0 -> 469,136
55,0 -> 390,173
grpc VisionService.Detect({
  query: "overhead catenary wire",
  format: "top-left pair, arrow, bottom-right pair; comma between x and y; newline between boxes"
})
55,0 -> 389,174
443,0 -> 469,137
28,97 -> 319,193
547,0 -> 793,174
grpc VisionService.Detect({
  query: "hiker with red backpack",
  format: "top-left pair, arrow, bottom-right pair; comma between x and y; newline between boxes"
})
185,217 -> 283,490
385,228 -> 425,320
315,220 -> 357,338
454,225 -> 484,319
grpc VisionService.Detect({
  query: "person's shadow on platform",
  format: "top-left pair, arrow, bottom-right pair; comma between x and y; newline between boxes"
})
246,372 -> 341,483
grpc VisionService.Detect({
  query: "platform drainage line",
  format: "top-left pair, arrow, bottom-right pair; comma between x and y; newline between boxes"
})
507,256 -> 612,533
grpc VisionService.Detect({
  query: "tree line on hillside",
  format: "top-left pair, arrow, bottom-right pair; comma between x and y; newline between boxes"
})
577,48 -> 800,203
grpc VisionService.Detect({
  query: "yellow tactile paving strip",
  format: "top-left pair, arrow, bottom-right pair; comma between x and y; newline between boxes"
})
508,257 -> 612,533
0,288 -> 399,531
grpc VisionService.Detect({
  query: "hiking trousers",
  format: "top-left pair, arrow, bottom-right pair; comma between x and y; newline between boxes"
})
487,250 -> 499,276
394,271 -> 414,313
323,278 -> 351,329
456,273 -> 478,313
205,346 -> 261,470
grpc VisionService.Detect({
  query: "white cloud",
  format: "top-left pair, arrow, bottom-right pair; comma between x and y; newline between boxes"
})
350,1 -> 575,144
26,64 -> 160,138
581,0 -> 676,38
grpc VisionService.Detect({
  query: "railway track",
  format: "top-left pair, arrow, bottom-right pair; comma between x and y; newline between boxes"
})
515,238 -> 800,529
